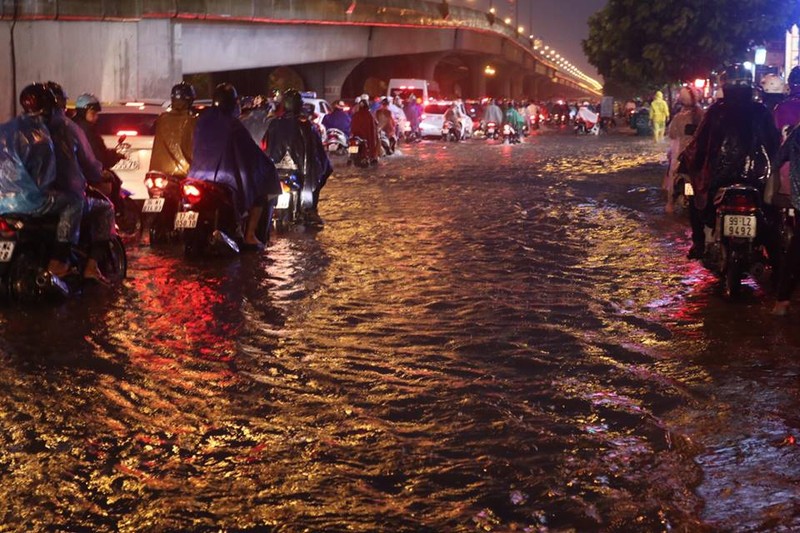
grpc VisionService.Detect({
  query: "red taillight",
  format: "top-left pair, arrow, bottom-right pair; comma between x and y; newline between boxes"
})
183,183 -> 202,204
725,194 -> 757,214
0,218 -> 15,238
154,177 -> 167,189
116,130 -> 138,137
144,176 -> 154,189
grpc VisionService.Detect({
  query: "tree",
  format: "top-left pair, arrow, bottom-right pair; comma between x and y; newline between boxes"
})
582,0 -> 800,90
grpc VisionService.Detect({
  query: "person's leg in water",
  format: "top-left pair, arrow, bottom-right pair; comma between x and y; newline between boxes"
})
83,196 -> 115,284
42,192 -> 83,277
244,204 -> 265,248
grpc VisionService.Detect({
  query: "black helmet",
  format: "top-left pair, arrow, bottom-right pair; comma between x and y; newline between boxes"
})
19,83 -> 56,117
789,66 -> 800,89
283,89 -> 303,114
170,81 -> 196,106
721,64 -> 752,89
212,82 -> 239,115
45,81 -> 67,110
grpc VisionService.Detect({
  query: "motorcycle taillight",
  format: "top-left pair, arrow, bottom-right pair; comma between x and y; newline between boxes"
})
724,194 -> 757,213
183,183 -> 202,205
0,218 -> 15,238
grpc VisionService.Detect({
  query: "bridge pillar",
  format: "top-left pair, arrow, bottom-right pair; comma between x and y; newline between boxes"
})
510,72 -> 524,101
468,57 -> 487,98
295,59 -> 362,103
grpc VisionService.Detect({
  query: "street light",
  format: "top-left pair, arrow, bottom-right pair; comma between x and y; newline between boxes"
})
484,65 -> 496,76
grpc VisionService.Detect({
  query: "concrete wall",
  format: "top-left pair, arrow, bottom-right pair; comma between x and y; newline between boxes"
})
181,22 -> 372,73
1,19 -> 181,120
1,23 -> 12,120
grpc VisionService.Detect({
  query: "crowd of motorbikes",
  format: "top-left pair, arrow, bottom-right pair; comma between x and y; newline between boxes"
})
0,83 -> 609,305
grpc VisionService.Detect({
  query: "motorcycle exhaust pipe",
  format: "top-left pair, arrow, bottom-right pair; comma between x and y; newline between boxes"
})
36,271 -> 70,297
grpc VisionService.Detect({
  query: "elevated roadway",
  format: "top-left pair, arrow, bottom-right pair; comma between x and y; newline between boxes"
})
1,1 -> 602,120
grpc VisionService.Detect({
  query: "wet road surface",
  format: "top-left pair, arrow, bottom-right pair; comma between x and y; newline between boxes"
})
1,129 -> 799,531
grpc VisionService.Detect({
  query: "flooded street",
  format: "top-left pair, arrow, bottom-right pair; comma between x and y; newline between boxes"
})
1,130 -> 799,532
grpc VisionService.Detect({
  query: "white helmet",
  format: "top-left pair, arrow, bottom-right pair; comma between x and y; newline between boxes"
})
761,73 -> 787,94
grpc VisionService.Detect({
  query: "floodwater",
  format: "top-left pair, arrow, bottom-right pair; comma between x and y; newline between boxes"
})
0,129 -> 799,532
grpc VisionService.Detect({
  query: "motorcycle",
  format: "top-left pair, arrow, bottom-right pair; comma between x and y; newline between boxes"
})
380,130 -> 396,155
703,184 -> 769,296
0,188 -> 127,302
484,121 -> 499,140
441,120 -> 460,142
574,107 -> 600,135
346,136 -> 371,168
323,128 -> 348,156
174,178 -> 272,257
273,170 -> 302,232
503,124 -> 521,144
142,170 -> 182,245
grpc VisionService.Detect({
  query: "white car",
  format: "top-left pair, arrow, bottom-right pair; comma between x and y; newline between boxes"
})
97,101 -> 166,200
419,101 -> 473,139
302,93 -> 333,126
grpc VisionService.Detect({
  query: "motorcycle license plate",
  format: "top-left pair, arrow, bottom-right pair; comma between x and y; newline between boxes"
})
276,193 -> 291,210
684,183 -> 694,196
113,158 -> 139,171
348,146 -> 359,154
142,198 -> 165,213
174,211 -> 199,229
0,241 -> 14,262
723,215 -> 756,238
488,128 -> 495,134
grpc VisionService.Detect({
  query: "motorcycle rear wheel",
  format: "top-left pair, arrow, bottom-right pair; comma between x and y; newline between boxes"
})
7,251 -> 42,303
102,237 -> 127,283
725,256 -> 743,297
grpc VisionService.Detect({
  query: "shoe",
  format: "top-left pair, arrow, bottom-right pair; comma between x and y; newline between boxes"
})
687,245 -> 703,260
83,266 -> 111,287
47,259 -> 73,278
303,209 -> 325,227
241,241 -> 265,252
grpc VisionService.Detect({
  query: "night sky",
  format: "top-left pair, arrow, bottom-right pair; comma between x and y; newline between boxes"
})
531,0 -> 607,79
465,0 -> 608,81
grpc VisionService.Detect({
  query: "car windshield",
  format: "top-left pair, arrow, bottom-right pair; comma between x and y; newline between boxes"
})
424,104 -> 451,115
96,113 -> 158,136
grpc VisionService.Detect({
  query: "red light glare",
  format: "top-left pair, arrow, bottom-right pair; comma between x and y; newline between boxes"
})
183,183 -> 202,198
116,130 -> 138,136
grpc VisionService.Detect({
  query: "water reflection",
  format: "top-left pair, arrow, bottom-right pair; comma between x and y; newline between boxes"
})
0,133 -> 798,530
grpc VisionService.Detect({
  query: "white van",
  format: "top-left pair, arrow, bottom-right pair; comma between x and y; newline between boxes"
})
387,79 -> 440,103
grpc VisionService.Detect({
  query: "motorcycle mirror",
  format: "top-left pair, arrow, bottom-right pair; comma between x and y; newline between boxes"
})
684,124 -> 697,136
117,134 -> 127,144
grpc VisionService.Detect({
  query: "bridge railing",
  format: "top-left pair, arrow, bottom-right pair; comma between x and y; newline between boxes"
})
1,0 -> 523,44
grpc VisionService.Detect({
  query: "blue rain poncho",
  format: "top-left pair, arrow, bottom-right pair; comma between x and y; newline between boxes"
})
0,115 -> 55,214
189,107 -> 280,216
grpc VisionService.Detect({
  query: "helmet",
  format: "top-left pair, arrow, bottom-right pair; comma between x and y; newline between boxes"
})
760,73 -> 786,94
75,93 -> 101,112
45,81 -> 67,109
721,64 -> 752,89
282,88 -> 303,113
170,82 -> 196,106
789,66 -> 800,89
335,100 -> 346,109
381,98 -> 390,106
212,83 -> 239,115
354,96 -> 362,105
19,83 -> 57,117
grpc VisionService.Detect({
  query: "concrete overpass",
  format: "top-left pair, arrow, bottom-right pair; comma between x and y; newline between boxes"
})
0,1 -> 603,121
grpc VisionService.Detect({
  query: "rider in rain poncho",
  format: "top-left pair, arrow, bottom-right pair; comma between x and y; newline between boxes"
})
0,83 -> 83,276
